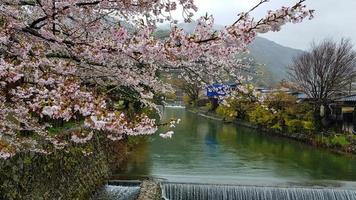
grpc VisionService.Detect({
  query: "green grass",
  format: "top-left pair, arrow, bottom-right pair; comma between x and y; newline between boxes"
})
330,135 -> 351,147
315,134 -> 351,148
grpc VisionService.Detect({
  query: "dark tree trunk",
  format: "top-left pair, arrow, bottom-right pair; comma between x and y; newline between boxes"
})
313,105 -> 323,131
209,98 -> 219,111
353,107 -> 356,133
322,102 -> 333,127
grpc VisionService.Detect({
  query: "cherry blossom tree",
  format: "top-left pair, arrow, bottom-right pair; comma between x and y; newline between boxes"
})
0,0 -> 314,158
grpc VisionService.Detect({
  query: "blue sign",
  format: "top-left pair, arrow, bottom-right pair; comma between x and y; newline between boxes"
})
206,83 -> 237,97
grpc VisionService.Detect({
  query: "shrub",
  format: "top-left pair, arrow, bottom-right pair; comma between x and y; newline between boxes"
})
204,102 -> 213,111
248,105 -> 276,127
264,91 -> 297,112
215,89 -> 315,134
285,119 -> 304,133
165,92 -> 176,101
248,92 -> 315,133
216,105 -> 237,122
183,95 -> 196,107
303,121 -> 314,131
217,87 -> 256,121
271,123 -> 283,131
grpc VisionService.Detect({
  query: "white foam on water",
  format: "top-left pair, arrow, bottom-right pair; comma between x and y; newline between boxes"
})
164,105 -> 186,108
94,185 -> 140,200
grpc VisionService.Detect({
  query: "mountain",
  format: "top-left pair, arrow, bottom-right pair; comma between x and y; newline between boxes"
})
157,23 -> 304,86
248,37 -> 304,82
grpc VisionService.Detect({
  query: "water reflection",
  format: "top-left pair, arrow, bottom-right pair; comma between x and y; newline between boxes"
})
116,108 -> 356,186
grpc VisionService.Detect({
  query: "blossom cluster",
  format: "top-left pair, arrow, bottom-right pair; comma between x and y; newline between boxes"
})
0,0 -> 313,158
85,113 -> 157,141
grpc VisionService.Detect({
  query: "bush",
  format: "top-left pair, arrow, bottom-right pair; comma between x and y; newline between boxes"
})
271,123 -> 283,131
285,119 -> 304,133
303,121 -> 314,131
204,102 -> 213,111
164,92 -> 176,101
248,92 -> 315,133
217,87 -> 256,121
216,105 -> 237,122
248,105 -> 276,128
214,89 -> 315,134
264,91 -> 296,112
183,95 -> 196,107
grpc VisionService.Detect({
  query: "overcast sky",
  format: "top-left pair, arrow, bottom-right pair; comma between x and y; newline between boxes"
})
174,0 -> 356,50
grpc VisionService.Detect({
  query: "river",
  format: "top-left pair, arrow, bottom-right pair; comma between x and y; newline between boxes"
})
115,107 -> 356,188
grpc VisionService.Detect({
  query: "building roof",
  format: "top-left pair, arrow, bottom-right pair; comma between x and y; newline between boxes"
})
295,93 -> 309,99
334,94 -> 356,102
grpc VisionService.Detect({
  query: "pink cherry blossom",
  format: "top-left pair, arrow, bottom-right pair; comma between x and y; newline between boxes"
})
0,0 -> 313,158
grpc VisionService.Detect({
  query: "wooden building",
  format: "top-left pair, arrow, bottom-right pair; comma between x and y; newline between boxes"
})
331,94 -> 356,133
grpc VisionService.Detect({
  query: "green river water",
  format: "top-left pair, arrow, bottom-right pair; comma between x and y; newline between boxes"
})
116,107 -> 356,188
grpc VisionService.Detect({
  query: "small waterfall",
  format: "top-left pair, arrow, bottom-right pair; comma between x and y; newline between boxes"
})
161,183 -> 356,200
93,185 -> 140,200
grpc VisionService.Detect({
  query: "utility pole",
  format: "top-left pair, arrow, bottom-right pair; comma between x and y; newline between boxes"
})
349,77 -> 353,95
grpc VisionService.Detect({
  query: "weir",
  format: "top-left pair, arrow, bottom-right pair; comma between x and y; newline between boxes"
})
161,182 -> 356,200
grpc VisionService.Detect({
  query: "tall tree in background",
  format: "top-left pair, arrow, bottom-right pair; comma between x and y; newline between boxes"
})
289,39 -> 356,128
